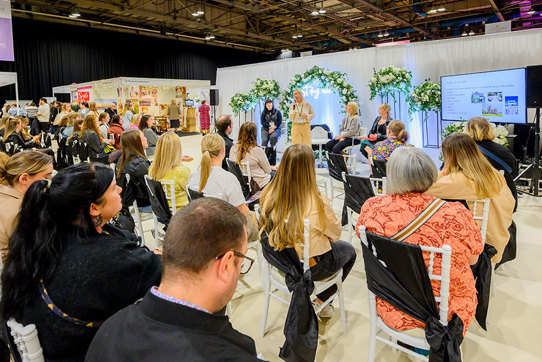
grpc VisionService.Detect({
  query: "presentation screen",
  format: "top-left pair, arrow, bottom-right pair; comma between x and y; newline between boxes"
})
441,68 -> 526,124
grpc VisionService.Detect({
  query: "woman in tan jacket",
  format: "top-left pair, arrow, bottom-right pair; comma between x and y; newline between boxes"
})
259,143 -> 356,318
427,133 -> 514,263
167,99 -> 181,131
288,89 -> 314,146
0,151 -> 53,263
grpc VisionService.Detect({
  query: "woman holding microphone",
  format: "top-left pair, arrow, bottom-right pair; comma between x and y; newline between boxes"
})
289,89 -> 314,146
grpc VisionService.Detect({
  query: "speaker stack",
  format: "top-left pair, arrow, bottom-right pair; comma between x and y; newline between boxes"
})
210,89 -> 219,106
526,65 -> 542,108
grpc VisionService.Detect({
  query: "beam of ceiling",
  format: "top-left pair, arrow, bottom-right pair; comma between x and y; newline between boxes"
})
487,0 -> 506,21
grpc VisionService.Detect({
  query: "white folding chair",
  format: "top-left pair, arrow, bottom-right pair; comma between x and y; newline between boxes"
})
159,179 -> 177,215
358,225 -> 452,362
7,319 -> 45,362
342,126 -> 367,156
126,174 -> 154,246
259,218 -> 347,337
467,199 -> 490,244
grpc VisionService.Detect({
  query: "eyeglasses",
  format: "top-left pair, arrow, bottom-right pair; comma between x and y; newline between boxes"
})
216,250 -> 255,275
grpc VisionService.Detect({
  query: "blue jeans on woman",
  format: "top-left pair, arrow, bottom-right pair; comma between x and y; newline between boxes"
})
310,240 -> 357,302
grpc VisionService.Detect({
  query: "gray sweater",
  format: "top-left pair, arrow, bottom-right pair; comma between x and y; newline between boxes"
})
339,115 -> 361,138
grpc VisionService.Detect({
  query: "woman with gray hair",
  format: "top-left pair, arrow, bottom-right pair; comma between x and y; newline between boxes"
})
356,146 -> 483,338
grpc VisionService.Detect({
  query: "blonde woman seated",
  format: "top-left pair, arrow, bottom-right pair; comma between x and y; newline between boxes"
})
371,120 -> 412,162
259,143 -> 356,317
427,133 -> 514,263
230,122 -> 278,190
356,146 -> 483,335
187,133 -> 259,241
325,101 -> 361,154
149,132 -> 191,211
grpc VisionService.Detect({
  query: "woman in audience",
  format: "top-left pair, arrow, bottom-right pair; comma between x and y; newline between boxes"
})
61,113 -> 79,139
259,143 -> 356,317
2,118 -> 41,155
19,117 -> 55,161
107,114 -> 124,150
128,113 -> 141,130
465,117 -> 518,210
1,162 -> 161,361
80,114 -> 119,163
139,115 -> 158,156
149,132 -> 191,211
187,134 -> 259,241
230,122 -> 277,190
53,103 -> 71,126
123,103 -> 134,129
0,151 -> 53,264
116,129 -> 151,212
0,115 -> 12,137
357,146 -> 483,335
88,102 -> 100,117
68,118 -> 84,143
360,103 -> 391,158
371,120 -> 412,162
427,133 -> 514,263
98,112 -> 110,140
325,101 -> 361,154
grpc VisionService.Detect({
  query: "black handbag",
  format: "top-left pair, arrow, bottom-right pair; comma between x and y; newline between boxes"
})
111,204 -> 136,233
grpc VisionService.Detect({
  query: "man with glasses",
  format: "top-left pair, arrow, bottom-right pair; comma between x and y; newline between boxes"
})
86,198 -> 260,361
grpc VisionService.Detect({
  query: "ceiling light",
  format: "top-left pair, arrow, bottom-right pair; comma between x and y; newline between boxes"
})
438,7 -> 446,12
205,35 -> 211,40
377,32 -> 383,38
427,9 -> 438,14
192,12 -> 199,16
197,10 -> 204,15
311,10 -> 319,16
461,31 -> 467,36
297,34 -> 303,38
292,35 -> 298,39
69,11 -> 81,18
527,9 -> 535,15
469,30 -> 474,35
384,30 -> 389,37
319,8 -> 326,13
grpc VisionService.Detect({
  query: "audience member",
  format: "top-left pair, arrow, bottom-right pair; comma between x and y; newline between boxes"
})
78,102 -> 89,118
2,118 -> 41,155
104,103 -> 117,119
88,102 -> 100,117
360,103 -> 391,158
325,101 -> 361,154
116,129 -> 151,212
465,117 -> 518,209
107,115 -> 124,150
149,132 -> 191,211
259,143 -> 356,317
79,114 -> 119,163
215,114 -> 234,170
357,146 -> 483,335
260,99 -> 282,149
86,198 -> 259,361
98,112 -> 110,140
53,103 -> 71,126
139,115 -> 158,156
128,112 -> 141,130
61,113 -> 79,139
230,122 -> 277,190
67,118 -> 84,143
7,102 -> 18,116
371,120 -> 412,162
123,103 -> 134,129
0,163 -> 161,360
427,133 -> 514,263
0,151 -> 53,263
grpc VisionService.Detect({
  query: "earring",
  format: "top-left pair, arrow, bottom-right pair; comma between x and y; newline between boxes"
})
93,215 -> 104,227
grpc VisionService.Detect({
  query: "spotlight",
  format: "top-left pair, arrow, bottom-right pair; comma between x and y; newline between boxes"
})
205,35 -> 211,40
311,10 -> 319,16
209,34 -> 215,39
298,34 -> 303,38
192,12 -> 199,16
69,11 -> 81,18
292,35 -> 298,39
461,31 -> 467,36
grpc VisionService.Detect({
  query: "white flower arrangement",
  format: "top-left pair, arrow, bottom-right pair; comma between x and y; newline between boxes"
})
368,66 -> 412,101
229,92 -> 256,115
407,80 -> 441,122
441,121 -> 509,146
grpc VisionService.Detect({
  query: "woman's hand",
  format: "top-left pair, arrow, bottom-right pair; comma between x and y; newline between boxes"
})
334,136 -> 341,140
107,139 -> 115,145
271,165 -> 279,171
33,134 -> 41,143
301,113 -> 308,119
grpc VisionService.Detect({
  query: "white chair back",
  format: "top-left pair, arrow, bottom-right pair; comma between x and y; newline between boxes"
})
467,199 -> 490,243
159,180 -> 177,214
7,319 -> 44,362
239,161 -> 252,184
369,177 -> 387,196
310,125 -> 328,140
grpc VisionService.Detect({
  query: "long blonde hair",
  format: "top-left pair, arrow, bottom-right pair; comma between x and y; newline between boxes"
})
130,113 -> 141,126
465,117 -> 495,141
149,131 -> 183,180
259,143 -> 326,254
3,118 -> 20,142
347,101 -> 359,116
0,151 -> 52,187
199,134 -> 224,192
236,122 -> 258,164
442,132 -> 505,199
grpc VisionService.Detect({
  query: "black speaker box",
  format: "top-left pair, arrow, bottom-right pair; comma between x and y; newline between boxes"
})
210,89 -> 219,106
526,65 -> 542,108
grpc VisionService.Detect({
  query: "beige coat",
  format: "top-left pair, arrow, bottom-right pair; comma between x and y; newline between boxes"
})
427,172 -> 515,263
229,145 -> 271,188
0,185 -> 23,264
167,104 -> 181,120
288,101 -> 314,124
300,195 -> 342,259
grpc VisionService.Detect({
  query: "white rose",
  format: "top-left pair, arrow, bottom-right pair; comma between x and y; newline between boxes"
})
343,96 -> 347,100
342,89 -> 347,94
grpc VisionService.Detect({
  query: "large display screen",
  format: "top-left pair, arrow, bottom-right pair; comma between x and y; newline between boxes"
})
441,68 -> 526,124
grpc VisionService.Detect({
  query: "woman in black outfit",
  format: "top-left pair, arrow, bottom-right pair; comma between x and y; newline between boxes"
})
466,117 -> 518,210
80,114 -> 121,164
2,117 -> 42,155
1,163 -> 162,361
260,99 -> 283,149
360,103 -> 392,159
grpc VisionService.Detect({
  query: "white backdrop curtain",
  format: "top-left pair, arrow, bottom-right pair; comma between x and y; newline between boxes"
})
216,29 -> 542,146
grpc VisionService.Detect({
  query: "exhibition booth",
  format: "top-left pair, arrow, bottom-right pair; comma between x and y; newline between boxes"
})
52,77 -> 211,132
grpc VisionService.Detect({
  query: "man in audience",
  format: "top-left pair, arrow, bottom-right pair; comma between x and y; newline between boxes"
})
86,198 -> 260,361
216,114 -> 234,170
36,98 -> 51,133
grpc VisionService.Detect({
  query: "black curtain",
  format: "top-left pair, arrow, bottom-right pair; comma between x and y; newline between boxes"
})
0,18 -> 276,102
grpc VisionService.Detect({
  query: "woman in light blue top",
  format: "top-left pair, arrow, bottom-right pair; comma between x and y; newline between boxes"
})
123,103 -> 134,129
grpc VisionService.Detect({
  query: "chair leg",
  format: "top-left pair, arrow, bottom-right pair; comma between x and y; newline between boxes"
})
391,338 -> 398,353
338,284 -> 347,334
260,289 -> 270,338
347,210 -> 353,245
368,298 -> 377,362
328,178 -> 334,207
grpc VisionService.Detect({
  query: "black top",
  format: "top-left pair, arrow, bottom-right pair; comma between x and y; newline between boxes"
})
368,116 -> 391,141
18,224 -> 162,361
117,156 -> 151,207
3,132 -> 36,155
80,130 -> 107,160
476,139 -> 518,210
104,107 -> 117,119
217,130 -> 234,170
260,107 -> 283,130
86,290 -> 260,362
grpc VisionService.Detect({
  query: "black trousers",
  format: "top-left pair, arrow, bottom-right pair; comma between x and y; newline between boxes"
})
326,138 -> 360,154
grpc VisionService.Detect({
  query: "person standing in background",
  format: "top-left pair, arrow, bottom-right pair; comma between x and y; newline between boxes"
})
105,103 -> 118,119
25,102 -> 39,135
123,103 -> 134,129
288,89 -> 314,146
167,99 -> 181,132
36,98 -> 51,134
198,100 -> 211,135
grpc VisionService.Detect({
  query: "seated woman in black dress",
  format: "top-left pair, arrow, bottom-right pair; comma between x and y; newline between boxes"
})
360,103 -> 392,159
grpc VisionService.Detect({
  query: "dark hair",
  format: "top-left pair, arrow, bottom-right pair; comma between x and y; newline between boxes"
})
1,163 -> 114,320
111,114 -> 122,125
162,198 -> 246,275
265,99 -> 273,105
39,98 -> 47,103
117,129 -> 146,178
138,115 -> 151,131
216,115 -> 232,133
99,112 -> 109,123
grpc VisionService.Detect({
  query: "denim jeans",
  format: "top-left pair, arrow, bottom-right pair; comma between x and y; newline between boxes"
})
310,240 -> 357,302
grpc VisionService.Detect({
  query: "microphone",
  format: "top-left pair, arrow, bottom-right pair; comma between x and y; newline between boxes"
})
293,104 -> 296,110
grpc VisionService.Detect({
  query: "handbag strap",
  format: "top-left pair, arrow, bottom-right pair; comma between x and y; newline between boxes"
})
477,144 -> 512,174
40,280 -> 102,328
391,198 -> 446,241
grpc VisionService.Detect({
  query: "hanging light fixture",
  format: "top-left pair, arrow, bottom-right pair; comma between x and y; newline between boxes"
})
319,1 -> 326,13
384,30 -> 389,37
527,8 -> 536,15
461,30 -> 467,36
377,31 -> 383,38
438,7 -> 446,12
427,9 -> 438,14
468,29 -> 475,36
69,9 -> 81,18
311,10 -> 319,16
